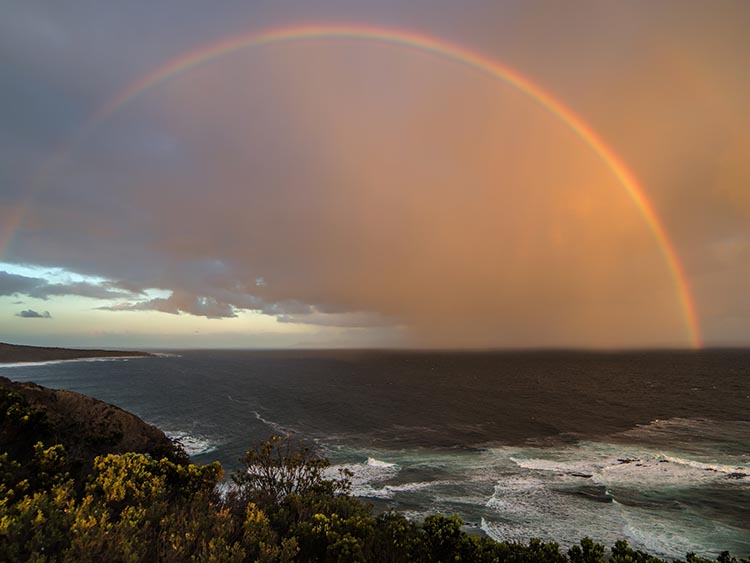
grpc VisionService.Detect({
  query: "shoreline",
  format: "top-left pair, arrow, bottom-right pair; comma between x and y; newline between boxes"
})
0,342 -> 153,366
0,355 -> 154,368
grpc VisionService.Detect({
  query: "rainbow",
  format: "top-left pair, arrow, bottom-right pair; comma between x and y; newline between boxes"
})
5,23 -> 702,347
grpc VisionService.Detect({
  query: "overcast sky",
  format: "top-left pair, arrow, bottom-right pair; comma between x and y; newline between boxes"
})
1,1 -> 748,349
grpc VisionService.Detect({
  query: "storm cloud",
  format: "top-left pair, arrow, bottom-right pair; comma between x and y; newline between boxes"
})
16,309 -> 51,319
100,293 -> 238,319
1,1 -> 749,347
0,271 -> 136,301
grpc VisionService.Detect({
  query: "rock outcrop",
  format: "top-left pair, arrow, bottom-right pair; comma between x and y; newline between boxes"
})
0,376 -> 184,482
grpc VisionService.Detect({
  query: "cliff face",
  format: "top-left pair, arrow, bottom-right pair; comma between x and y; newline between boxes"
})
0,342 -> 152,364
0,376 -> 184,480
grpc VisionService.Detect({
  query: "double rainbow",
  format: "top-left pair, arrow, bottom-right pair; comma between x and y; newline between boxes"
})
2,24 -> 701,347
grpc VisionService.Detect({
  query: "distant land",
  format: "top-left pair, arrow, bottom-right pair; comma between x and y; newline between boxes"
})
0,342 -> 151,364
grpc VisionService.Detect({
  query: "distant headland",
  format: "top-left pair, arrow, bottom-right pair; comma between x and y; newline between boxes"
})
0,342 -> 152,364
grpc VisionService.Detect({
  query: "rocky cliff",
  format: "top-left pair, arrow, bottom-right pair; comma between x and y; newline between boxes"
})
0,376 -> 184,482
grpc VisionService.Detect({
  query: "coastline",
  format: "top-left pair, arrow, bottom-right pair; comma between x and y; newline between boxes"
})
0,355 -> 153,368
0,342 -> 153,365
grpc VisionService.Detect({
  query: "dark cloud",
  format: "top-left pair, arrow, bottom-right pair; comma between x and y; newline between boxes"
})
260,301 -> 314,316
0,272 -> 40,296
30,280 -> 139,301
100,292 -> 237,319
0,271 -> 137,301
16,309 -> 51,319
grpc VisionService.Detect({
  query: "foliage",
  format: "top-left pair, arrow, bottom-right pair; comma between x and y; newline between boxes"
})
0,389 -> 52,489
0,429 -> 747,562
569,537 -> 606,563
232,435 -> 350,507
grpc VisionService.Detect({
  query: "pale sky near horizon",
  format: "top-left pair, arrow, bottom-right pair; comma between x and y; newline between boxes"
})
1,1 -> 749,349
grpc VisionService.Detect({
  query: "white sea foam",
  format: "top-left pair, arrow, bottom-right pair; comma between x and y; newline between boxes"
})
0,356 -> 149,368
509,456 -> 596,476
366,457 -> 397,469
659,455 -> 748,476
614,419 -> 750,463
334,457 -> 399,483
165,431 -> 218,456
508,445 -> 748,488
616,495 -> 750,558
481,434 -> 750,558
385,480 -> 449,493
366,480 -> 461,500
326,457 -> 400,498
598,456 -> 748,488
483,473 -> 625,550
251,410 -> 294,436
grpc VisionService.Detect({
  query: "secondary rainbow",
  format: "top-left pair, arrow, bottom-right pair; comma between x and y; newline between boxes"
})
6,23 -> 702,347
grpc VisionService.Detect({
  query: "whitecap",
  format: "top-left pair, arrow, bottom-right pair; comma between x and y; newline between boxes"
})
659,455 -> 747,476
366,457 -> 397,469
483,473 -> 626,551
483,438 -> 750,558
251,410 -> 295,436
165,431 -> 218,456
325,456 -> 400,498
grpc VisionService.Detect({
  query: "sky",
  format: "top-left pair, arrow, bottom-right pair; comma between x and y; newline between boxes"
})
1,1 -> 748,349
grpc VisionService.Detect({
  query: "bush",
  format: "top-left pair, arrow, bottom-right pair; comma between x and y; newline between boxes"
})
232,435 -> 350,508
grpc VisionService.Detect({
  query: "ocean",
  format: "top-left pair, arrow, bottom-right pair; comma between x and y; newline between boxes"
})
2,349 -> 748,559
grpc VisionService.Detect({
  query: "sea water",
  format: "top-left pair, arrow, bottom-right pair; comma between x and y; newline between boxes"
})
3,349 -> 749,559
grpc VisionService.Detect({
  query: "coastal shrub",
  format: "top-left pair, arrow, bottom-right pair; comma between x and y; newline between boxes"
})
371,512 -> 424,563
568,537 -> 606,563
65,452 -> 225,562
0,389 -> 51,487
231,437 -> 374,563
422,514 -> 468,561
611,539 -> 670,563
232,435 -> 350,508
0,483 -> 75,562
515,538 -> 568,563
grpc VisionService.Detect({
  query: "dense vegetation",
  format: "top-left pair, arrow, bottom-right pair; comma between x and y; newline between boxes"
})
1,387 -> 746,563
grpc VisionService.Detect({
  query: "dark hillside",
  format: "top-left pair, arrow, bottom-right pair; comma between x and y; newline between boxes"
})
0,376 -> 183,481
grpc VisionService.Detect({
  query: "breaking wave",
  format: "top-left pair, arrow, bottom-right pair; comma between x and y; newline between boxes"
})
165,431 -> 219,456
